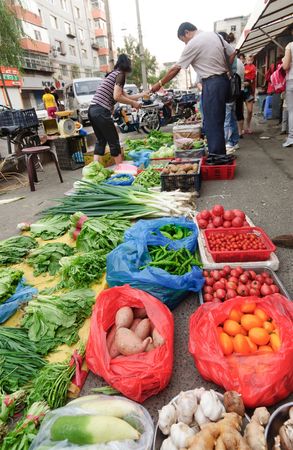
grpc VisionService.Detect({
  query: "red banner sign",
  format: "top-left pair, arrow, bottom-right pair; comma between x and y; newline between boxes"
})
0,67 -> 22,87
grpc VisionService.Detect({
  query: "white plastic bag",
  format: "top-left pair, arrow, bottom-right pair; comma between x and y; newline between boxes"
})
29,395 -> 154,450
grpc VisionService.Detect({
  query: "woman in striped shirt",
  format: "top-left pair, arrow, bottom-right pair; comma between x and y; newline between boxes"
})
89,54 -> 148,164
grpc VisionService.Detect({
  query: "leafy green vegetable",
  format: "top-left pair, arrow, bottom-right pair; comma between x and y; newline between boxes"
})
75,215 -> 130,253
124,131 -> 173,154
59,251 -> 106,289
27,243 -> 74,276
0,236 -> 37,265
133,167 -> 161,188
149,145 -> 175,159
74,162 -> 113,190
0,268 -> 23,304
0,390 -> 26,441
30,215 -> 70,240
21,289 -> 95,354
158,224 -> 192,240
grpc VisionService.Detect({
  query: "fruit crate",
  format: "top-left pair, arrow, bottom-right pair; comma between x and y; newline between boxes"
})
160,159 -> 201,193
203,227 -> 276,263
54,135 -> 87,170
0,107 -> 39,129
198,267 -> 290,305
149,158 -> 174,170
201,156 -> 236,180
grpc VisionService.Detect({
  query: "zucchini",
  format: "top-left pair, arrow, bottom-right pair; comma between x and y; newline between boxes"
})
51,415 -> 140,444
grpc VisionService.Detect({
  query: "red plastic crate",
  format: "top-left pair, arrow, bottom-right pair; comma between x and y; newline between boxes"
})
203,227 -> 276,263
201,157 -> 236,180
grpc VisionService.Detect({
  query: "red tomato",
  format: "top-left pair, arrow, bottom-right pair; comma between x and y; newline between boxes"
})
233,209 -> 245,220
204,293 -> 213,302
248,270 -> 257,280
237,284 -> 249,296
203,286 -> 213,294
216,288 -> 226,299
260,283 -> 272,296
226,288 -> 237,299
223,220 -> 232,228
198,219 -> 208,229
223,265 -> 232,274
212,205 -> 224,216
201,210 -> 211,220
205,277 -> 214,286
232,217 -> 244,227
223,210 -> 235,221
270,285 -> 280,294
213,216 -> 223,227
214,281 -> 226,291
239,273 -> 249,284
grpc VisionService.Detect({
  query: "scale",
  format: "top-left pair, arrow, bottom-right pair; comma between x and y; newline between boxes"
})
55,110 -> 81,138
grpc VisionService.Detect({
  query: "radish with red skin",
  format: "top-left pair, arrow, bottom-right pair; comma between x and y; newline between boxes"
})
204,294 -> 213,302
214,281 -> 225,291
216,288 -> 226,299
239,274 -> 249,284
212,205 -> 224,216
230,269 -> 239,278
226,289 -> 237,299
203,286 -> 213,294
201,210 -> 211,220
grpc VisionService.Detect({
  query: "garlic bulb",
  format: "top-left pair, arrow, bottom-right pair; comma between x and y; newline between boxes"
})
194,404 -> 210,427
170,422 -> 196,448
160,436 -> 178,450
176,391 -> 197,425
158,404 -> 177,435
200,390 -> 225,421
193,387 -> 206,402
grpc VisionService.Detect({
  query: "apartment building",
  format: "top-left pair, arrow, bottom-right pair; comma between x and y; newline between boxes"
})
214,16 -> 249,44
11,0 -> 111,108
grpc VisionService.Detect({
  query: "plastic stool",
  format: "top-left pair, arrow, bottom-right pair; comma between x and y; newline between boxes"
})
263,95 -> 272,120
22,146 -> 63,191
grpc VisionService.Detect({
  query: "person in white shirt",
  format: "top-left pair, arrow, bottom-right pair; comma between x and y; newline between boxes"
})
282,40 -> 293,147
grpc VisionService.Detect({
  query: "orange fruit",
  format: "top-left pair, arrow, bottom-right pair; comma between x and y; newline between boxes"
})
258,345 -> 273,353
241,302 -> 256,313
254,308 -> 269,322
263,321 -> 275,333
229,308 -> 242,323
233,334 -> 251,355
270,333 -> 281,351
223,319 -> 243,337
245,337 -> 258,353
219,332 -> 234,356
216,326 -> 223,337
241,314 -> 263,331
239,326 -> 248,336
249,327 -> 270,346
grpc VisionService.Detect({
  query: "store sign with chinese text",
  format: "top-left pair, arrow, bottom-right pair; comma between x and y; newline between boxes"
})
0,67 -> 22,87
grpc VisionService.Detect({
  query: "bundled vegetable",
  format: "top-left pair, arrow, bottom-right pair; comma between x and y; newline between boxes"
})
21,289 -> 95,354
0,390 -> 26,441
0,268 -> 23,304
133,167 -> 161,188
0,327 -> 46,393
140,245 -> 202,275
58,251 -> 106,289
1,401 -> 50,450
74,161 -> 112,190
27,242 -> 74,276
0,236 -> 37,265
28,214 -> 70,240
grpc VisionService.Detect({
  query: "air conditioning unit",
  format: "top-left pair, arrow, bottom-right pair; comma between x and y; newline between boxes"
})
52,50 -> 58,57
52,45 -> 57,51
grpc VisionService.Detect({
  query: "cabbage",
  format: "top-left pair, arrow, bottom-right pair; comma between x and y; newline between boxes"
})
81,162 -> 112,185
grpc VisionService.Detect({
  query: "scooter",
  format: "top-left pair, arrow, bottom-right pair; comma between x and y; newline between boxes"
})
113,98 -> 162,134
157,91 -> 198,125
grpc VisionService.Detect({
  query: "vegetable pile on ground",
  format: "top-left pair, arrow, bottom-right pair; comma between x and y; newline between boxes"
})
59,251 -> 106,289
218,302 -> 281,355
133,167 -> 161,188
21,289 -> 95,354
124,130 -> 173,152
107,305 -> 165,358
74,161 -> 112,190
20,214 -> 71,239
140,245 -> 202,275
202,266 -> 281,303
158,388 -> 269,449
27,242 -> 74,276
0,268 -> 23,304
0,236 -> 37,265
154,224 -> 192,240
162,162 -> 199,175
42,182 -> 197,218
0,327 -> 46,393
149,145 -> 175,159
196,205 -> 248,229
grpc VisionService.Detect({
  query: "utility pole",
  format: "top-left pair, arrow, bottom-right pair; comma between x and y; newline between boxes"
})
104,0 -> 114,70
135,0 -> 148,90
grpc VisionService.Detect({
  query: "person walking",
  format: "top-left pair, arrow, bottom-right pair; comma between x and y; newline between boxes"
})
88,54 -> 148,165
243,55 -> 257,134
236,55 -> 245,138
50,86 -> 60,110
150,22 -> 235,155
282,40 -> 293,147
42,87 -> 57,118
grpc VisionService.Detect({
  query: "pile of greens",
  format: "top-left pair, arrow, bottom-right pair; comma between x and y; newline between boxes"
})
59,251 -> 106,289
75,215 -> 130,253
0,236 -> 37,265
133,167 -> 161,188
158,224 -> 192,240
124,131 -> 173,154
30,215 -> 70,240
0,268 -> 23,304
27,242 -> 74,276
0,327 -> 46,393
21,289 -> 95,354
74,162 -> 112,190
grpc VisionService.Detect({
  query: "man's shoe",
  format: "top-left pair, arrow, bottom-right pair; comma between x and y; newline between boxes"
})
282,139 -> 293,148
226,147 -> 236,155
233,143 -> 240,150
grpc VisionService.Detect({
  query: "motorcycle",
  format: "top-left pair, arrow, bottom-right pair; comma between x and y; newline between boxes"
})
157,91 -> 198,125
113,97 -> 161,134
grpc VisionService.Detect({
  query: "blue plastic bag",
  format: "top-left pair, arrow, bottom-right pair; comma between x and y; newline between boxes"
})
124,217 -> 198,251
105,174 -> 134,186
0,278 -> 37,324
106,240 -> 204,309
128,150 -> 153,168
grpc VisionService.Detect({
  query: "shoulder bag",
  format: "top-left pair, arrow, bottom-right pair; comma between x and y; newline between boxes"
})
216,33 -> 241,102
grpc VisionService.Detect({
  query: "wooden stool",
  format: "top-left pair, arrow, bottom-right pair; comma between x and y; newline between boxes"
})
22,146 -> 63,192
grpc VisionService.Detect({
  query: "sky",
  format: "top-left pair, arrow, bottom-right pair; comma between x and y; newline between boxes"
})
109,0 -> 258,66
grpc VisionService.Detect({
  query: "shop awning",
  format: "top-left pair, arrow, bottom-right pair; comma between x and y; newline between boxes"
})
237,0 -> 293,55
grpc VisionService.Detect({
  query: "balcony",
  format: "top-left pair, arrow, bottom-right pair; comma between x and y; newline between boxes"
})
99,64 -> 109,73
22,54 -> 54,73
92,8 -> 106,20
21,38 -> 50,54
98,47 -> 109,56
95,27 -> 107,37
13,5 -> 42,27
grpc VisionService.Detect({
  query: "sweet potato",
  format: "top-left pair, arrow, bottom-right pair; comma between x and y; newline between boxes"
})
135,318 -> 151,340
152,328 -> 165,348
146,340 -> 154,352
133,307 -> 147,319
115,328 -> 152,356
130,318 -> 142,332
109,338 -> 120,358
106,325 -> 117,351
115,307 -> 134,329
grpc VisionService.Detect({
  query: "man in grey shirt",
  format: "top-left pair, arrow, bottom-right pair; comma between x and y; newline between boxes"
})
151,22 -> 236,155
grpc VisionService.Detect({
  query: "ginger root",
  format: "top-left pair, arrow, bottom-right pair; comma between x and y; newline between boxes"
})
244,407 -> 270,450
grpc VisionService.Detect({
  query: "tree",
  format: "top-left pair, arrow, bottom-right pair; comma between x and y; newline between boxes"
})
117,35 -> 158,88
157,69 -> 175,89
0,0 -> 23,107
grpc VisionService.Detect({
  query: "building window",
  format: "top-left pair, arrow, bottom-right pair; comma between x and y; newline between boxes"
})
82,49 -> 87,58
93,56 -> 97,66
74,6 -> 80,18
60,64 -> 68,76
64,21 -> 75,37
34,30 -> 42,41
71,65 -> 80,78
99,55 -> 108,65
94,18 -> 106,30
231,25 -> 236,32
69,45 -> 76,56
96,36 -> 108,48
79,28 -> 84,40
50,15 -> 58,29
85,68 -> 92,77
55,40 -> 62,52
60,0 -> 67,10
91,0 -> 104,9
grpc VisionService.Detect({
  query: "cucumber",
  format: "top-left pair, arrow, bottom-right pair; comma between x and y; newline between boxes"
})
51,415 -> 140,444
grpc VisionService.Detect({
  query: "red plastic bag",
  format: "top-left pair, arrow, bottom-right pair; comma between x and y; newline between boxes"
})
189,294 -> 293,407
86,284 -> 174,402
270,64 -> 286,94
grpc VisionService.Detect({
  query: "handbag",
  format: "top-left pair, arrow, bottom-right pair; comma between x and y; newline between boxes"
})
216,33 -> 241,101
